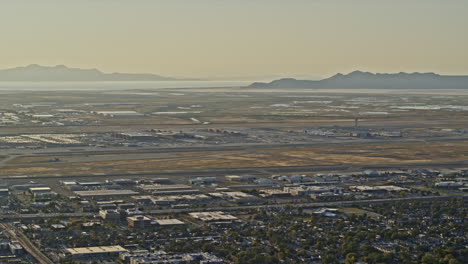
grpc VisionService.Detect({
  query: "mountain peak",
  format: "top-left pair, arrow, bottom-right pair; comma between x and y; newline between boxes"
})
24,64 -> 41,69
348,70 -> 373,76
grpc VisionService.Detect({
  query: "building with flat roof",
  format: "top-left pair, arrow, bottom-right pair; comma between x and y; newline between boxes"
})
99,210 -> 122,221
95,111 -> 144,117
153,219 -> 185,226
127,215 -> 152,229
74,189 -> 139,198
64,246 -> 128,261
29,187 -> 52,194
29,186 -> 57,200
189,211 -> 238,223
0,188 -> 10,197
9,241 -> 24,255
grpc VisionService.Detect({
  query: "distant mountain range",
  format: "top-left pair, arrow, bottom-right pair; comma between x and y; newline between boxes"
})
248,71 -> 468,89
0,64 -> 181,81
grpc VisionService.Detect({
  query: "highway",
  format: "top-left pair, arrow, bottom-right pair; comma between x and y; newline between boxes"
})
148,194 -> 466,214
0,195 -> 464,220
0,223 -> 54,264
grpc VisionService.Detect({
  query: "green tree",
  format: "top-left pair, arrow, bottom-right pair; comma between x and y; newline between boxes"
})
345,253 -> 357,264
421,253 -> 437,264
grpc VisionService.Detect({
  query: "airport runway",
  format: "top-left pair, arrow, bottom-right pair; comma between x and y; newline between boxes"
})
4,134 -> 468,158
1,159 -> 468,181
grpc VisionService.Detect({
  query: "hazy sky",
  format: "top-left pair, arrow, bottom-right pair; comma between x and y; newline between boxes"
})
1,0 -> 467,79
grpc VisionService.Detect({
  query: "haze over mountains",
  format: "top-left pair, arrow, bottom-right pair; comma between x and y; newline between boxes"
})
3,65 -> 468,89
249,71 -> 468,89
0,64 -> 178,81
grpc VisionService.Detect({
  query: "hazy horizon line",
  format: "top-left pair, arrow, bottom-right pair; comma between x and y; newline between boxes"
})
3,63 -> 468,82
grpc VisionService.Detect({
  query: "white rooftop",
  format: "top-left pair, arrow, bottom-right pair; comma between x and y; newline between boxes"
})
65,245 -> 127,255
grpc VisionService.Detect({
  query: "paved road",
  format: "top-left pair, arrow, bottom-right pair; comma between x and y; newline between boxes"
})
0,195 -> 463,220
0,223 -> 54,264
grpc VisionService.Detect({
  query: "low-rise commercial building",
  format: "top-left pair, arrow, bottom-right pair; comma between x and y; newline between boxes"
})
153,219 -> 185,227
64,246 -> 128,261
189,211 -> 238,224
127,215 -> 152,228
99,209 -> 122,221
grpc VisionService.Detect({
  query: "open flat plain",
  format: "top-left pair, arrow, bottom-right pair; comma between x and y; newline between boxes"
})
2,85 -> 468,181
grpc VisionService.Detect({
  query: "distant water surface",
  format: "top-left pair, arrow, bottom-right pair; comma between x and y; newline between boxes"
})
1,82 -> 468,96
0,81 -> 251,91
